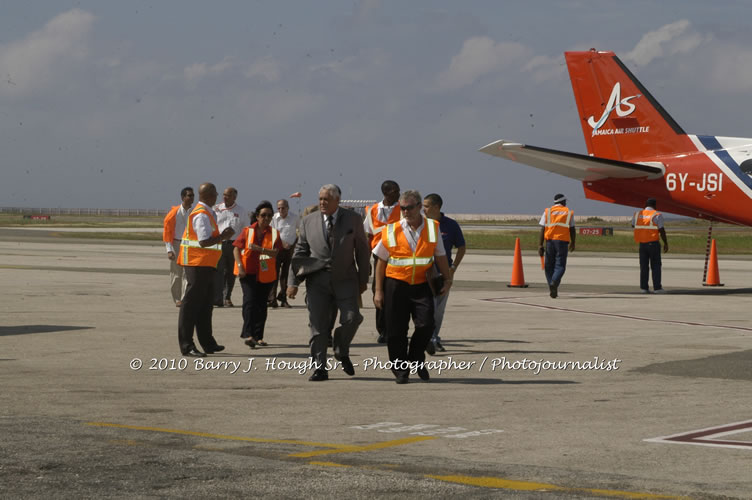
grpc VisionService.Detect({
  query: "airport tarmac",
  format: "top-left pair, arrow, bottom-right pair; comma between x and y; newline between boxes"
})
1,229 -> 751,499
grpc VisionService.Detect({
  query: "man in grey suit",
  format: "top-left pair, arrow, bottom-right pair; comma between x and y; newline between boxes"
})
287,184 -> 370,381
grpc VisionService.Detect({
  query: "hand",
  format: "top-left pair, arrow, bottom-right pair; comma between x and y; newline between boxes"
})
237,266 -> 246,278
167,251 -> 176,261
663,242 -> 669,253
221,227 -> 235,240
569,242 -> 575,252
373,290 -> 384,309
439,280 -> 452,296
286,286 -> 298,300
538,247 -> 545,257
263,248 -> 279,257
359,282 -> 368,294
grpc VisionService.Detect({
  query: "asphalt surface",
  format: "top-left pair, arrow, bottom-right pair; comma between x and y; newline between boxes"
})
1,230 -> 751,499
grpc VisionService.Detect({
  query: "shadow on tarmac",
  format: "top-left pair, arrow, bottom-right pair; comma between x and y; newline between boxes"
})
0,324 -> 95,336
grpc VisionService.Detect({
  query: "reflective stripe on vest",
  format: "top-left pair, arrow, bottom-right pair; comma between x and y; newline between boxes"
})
634,209 -> 660,243
369,203 -> 400,249
383,217 -> 438,284
177,206 -> 221,267
543,205 -> 572,242
236,227 -> 279,283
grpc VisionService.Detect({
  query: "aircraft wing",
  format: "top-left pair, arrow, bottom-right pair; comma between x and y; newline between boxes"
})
479,140 -> 665,181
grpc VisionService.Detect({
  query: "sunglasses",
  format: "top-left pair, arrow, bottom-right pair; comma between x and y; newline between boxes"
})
399,204 -> 417,211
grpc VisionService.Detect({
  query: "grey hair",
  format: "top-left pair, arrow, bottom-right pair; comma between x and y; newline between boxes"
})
319,184 -> 341,200
400,190 -> 421,205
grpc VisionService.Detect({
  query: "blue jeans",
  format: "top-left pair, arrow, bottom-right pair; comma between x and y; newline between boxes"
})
639,241 -> 662,290
545,239 -> 569,286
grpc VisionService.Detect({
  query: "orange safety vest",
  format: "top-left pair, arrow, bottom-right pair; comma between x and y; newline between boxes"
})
163,205 -> 180,243
368,202 -> 401,249
383,217 -> 439,285
543,205 -> 572,242
234,226 -> 279,283
177,205 -> 222,267
633,209 -> 660,243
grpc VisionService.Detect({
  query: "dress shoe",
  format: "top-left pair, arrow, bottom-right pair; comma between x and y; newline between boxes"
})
213,303 -> 224,308
257,339 -> 268,346
183,348 -> 206,357
435,341 -> 446,353
268,300 -> 279,308
339,356 -> 355,376
549,283 -> 558,299
281,301 -> 292,308
308,369 -> 329,381
205,345 -> 225,354
244,338 -> 257,349
395,375 -> 409,384
425,341 -> 436,356
175,300 -> 182,307
224,299 -> 234,307
377,334 -> 387,344
417,367 -> 430,381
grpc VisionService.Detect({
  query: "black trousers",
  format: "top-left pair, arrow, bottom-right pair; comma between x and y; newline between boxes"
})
639,241 -> 662,290
384,277 -> 435,377
371,255 -> 386,335
178,266 -> 220,353
268,245 -> 294,304
240,276 -> 274,340
214,241 -> 237,304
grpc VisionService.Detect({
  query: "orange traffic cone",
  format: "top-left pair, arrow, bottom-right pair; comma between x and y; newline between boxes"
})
508,237 -> 528,288
703,239 -> 724,286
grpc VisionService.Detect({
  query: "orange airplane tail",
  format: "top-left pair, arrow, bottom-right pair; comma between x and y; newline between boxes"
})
565,50 -> 694,162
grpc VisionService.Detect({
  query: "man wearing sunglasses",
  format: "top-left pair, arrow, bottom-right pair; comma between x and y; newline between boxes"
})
372,190 -> 453,384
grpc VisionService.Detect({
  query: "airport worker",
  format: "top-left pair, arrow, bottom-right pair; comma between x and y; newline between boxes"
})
268,199 -> 299,309
422,193 -> 466,355
632,198 -> 669,293
163,186 -> 194,306
373,190 -> 453,384
213,187 -> 249,307
538,193 -> 576,298
364,180 -> 401,344
286,184 -> 370,381
233,200 -> 283,348
177,183 -> 235,357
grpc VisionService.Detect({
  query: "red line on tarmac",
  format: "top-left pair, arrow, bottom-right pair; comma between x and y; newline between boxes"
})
646,420 -> 752,450
482,298 -> 752,333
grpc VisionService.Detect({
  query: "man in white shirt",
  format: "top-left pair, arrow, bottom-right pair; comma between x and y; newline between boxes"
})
213,187 -> 250,307
269,199 -> 299,308
163,187 -> 194,306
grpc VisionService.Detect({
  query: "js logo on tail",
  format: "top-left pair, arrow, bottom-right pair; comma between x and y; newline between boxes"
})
587,83 -> 641,132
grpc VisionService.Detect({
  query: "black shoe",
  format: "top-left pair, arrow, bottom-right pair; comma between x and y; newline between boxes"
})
549,283 -> 558,298
183,348 -> 206,357
205,345 -> 224,354
435,341 -> 446,353
268,300 -> 279,309
425,341 -> 436,356
395,375 -> 409,384
377,334 -> 386,344
340,356 -> 355,376
281,301 -> 292,308
309,369 -> 329,381
244,338 -> 257,349
417,367 -> 430,381
213,303 -> 224,308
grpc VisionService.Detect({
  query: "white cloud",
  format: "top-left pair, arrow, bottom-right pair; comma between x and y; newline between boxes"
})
624,20 -> 707,66
184,56 -> 235,83
0,9 -> 95,96
244,56 -> 281,83
436,37 -> 531,91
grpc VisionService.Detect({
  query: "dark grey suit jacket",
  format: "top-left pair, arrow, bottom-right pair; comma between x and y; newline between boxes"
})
288,208 -> 370,289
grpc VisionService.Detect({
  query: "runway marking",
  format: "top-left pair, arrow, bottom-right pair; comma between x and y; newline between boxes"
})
645,419 -> 752,450
85,422 -> 350,449
288,436 -> 435,458
484,298 -> 752,333
428,475 -> 686,499
308,461 -> 352,468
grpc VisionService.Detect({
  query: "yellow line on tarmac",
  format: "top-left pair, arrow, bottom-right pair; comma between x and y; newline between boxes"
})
85,422 -> 350,450
288,436 -> 436,458
308,461 -> 352,468
428,475 -> 687,499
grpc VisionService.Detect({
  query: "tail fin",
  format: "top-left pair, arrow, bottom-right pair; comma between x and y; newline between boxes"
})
565,49 -> 694,161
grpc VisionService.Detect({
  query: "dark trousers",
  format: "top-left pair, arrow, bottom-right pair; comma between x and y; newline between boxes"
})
639,241 -> 662,290
239,276 -> 274,340
268,245 -> 294,304
214,241 -> 237,304
544,239 -> 569,286
178,266 -> 220,353
384,277 -> 434,377
371,255 -> 386,335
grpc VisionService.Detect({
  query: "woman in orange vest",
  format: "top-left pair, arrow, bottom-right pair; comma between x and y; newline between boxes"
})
233,200 -> 283,348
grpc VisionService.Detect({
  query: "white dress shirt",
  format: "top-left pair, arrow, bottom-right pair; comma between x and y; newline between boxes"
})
193,202 -> 217,241
214,202 -> 250,238
272,211 -> 300,247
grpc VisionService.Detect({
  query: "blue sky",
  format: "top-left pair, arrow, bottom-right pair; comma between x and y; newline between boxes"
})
3,1 -> 752,214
